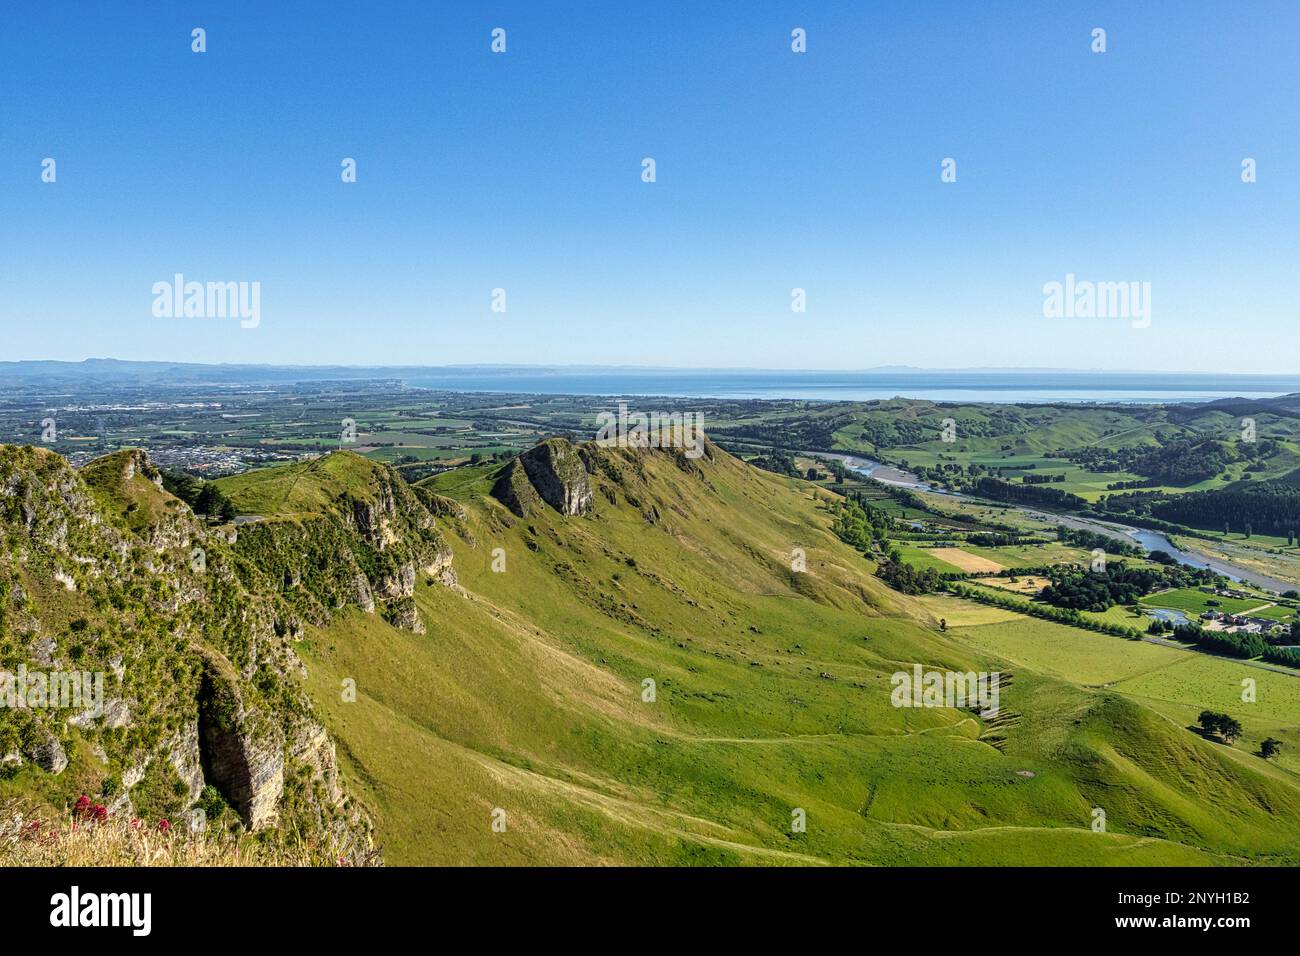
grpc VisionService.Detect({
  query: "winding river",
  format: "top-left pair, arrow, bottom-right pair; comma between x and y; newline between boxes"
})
819,453 -> 1297,594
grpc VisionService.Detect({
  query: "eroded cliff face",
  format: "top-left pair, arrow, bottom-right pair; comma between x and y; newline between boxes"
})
0,445 -> 370,857
492,439 -> 594,517
195,658 -> 299,830
225,456 -> 456,635
491,458 -> 546,518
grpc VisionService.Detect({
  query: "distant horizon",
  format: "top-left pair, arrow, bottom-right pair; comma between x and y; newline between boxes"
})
2,357 -> 1297,378
5,359 -> 1298,406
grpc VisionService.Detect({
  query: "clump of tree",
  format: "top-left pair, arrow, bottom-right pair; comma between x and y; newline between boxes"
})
748,448 -> 801,478
1021,472 -> 1067,485
1039,563 -> 1211,613
966,532 -> 1022,547
160,468 -> 236,521
1066,438 -> 1255,486
821,459 -> 848,484
1261,737 -> 1283,760
831,494 -> 892,552
1056,525 -> 1144,558
1198,710 -> 1242,744
712,417 -> 842,452
875,559 -> 943,595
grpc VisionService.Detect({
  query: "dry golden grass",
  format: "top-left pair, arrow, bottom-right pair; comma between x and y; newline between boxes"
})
926,548 -> 1004,573
973,575 -> 1050,595
0,801 -> 347,867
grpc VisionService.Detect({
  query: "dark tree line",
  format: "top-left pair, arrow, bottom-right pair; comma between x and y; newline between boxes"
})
1172,622 -> 1300,669
972,477 -> 1087,511
1151,482 -> 1300,537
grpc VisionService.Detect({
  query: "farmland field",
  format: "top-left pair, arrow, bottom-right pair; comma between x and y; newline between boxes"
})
926,547 -> 1004,573
973,575 -> 1051,595
1140,588 -> 1268,617
892,543 -> 965,572
950,610 -> 1300,779
946,615 -> 1187,685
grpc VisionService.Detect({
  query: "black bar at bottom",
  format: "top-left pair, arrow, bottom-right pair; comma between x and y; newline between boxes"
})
0,866 -> 1282,942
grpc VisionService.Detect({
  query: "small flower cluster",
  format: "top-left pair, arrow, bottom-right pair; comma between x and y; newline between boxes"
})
73,795 -> 170,832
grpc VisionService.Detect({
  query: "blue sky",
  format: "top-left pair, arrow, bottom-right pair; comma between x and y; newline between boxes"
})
2,1 -> 1298,372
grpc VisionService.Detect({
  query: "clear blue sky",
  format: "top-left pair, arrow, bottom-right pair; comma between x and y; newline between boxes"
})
2,1 -> 1297,372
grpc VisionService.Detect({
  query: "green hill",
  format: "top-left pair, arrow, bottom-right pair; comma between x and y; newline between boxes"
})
295,439 -> 1300,864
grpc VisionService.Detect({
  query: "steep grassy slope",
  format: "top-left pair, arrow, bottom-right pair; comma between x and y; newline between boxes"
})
294,440 -> 1300,865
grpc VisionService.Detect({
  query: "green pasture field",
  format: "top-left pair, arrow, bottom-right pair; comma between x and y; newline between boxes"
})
1140,588 -> 1268,617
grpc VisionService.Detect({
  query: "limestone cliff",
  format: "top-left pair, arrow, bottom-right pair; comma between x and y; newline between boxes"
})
492,438 -> 593,517
219,452 -> 456,634
0,445 -> 370,859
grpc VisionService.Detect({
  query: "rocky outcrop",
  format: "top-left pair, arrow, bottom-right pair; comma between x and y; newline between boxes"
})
0,445 -> 427,858
234,517 -> 376,623
521,440 -> 593,515
491,458 -> 545,518
493,439 -> 593,517
347,478 -> 403,550
381,595 -> 424,634
231,456 -> 454,635
169,721 -> 207,805
375,561 -> 417,601
415,489 -> 467,521
197,660 -> 285,831
79,448 -> 199,552
27,730 -> 68,775
290,720 -> 343,807
424,546 -> 457,587
119,448 -> 163,488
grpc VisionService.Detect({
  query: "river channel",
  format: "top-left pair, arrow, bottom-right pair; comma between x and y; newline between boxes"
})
814,453 -> 1297,594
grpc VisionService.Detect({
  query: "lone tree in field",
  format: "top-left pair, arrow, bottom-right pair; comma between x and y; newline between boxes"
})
1261,738 -> 1283,760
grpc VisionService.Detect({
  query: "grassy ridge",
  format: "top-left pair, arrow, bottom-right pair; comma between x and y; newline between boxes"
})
291,443 -> 1300,865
